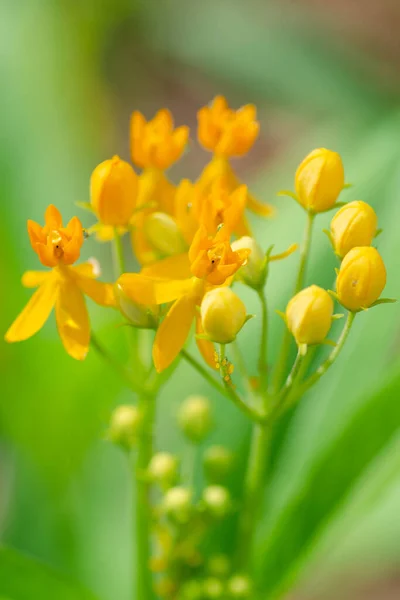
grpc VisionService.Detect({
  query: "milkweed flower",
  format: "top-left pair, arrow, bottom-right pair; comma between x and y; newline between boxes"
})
197,96 -> 273,219
336,246 -> 386,311
5,205 -> 116,360
200,287 -> 247,344
90,155 -> 138,241
294,148 -> 345,212
130,109 -> 189,264
286,285 -> 334,347
117,227 -> 250,372
330,200 -> 377,258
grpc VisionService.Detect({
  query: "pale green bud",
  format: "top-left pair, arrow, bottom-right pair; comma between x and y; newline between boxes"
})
115,283 -> 159,329
203,577 -> 224,599
178,395 -> 213,443
109,405 -> 141,449
144,212 -> 187,256
231,236 -> 265,288
203,445 -> 234,483
202,485 -> 231,519
227,575 -> 253,599
179,580 -> 203,600
148,452 -> 179,488
163,486 -> 192,524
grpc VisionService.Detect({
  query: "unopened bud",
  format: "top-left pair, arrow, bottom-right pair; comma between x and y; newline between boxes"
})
148,452 -> 179,488
178,395 -> 213,443
115,282 -> 159,329
227,575 -> 253,599
109,405 -> 141,449
295,148 -> 344,212
202,485 -> 231,519
330,200 -> 377,258
144,212 -> 187,256
203,446 -> 234,483
336,246 -> 386,311
207,554 -> 231,578
179,580 -> 203,600
163,486 -> 192,524
231,236 -> 265,288
90,155 -> 137,226
203,577 -> 225,600
286,285 -> 333,346
201,288 -> 247,344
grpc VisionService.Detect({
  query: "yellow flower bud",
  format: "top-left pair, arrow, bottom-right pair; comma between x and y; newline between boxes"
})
90,155 -> 138,226
201,288 -> 247,344
227,575 -> 253,599
178,395 -> 213,443
148,452 -> 179,488
203,578 -> 225,600
202,485 -> 231,519
295,148 -> 344,212
336,246 -> 386,311
144,212 -> 187,256
115,282 -> 159,329
109,405 -> 141,449
286,285 -> 334,345
203,445 -> 234,483
163,486 -> 192,524
231,236 -> 265,288
330,200 -> 377,258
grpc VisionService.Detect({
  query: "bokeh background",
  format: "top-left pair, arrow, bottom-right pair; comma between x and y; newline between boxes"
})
2,0 -> 400,598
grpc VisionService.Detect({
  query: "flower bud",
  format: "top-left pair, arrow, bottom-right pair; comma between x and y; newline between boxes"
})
115,282 -> 159,329
330,200 -> 377,258
178,395 -> 213,443
144,212 -> 187,256
108,405 -> 141,449
295,148 -> 344,212
203,578 -> 225,600
336,246 -> 386,311
227,575 -> 253,599
148,452 -> 179,489
179,580 -> 203,600
202,485 -> 231,519
286,285 -> 334,346
200,288 -> 247,344
90,155 -> 137,226
231,236 -> 265,288
203,445 -> 234,483
163,486 -> 192,524
207,554 -> 231,578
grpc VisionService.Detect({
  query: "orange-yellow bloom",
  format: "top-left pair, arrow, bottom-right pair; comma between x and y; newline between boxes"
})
90,155 -> 138,227
6,206 -> 116,360
117,228 -> 250,372
130,109 -> 189,171
197,97 -> 273,219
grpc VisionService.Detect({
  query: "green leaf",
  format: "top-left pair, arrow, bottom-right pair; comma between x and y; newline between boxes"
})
0,547 -> 99,600
255,364 -> 400,598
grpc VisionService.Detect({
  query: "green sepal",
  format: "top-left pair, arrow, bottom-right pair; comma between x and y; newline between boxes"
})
343,182 -> 353,189
320,201 -> 347,214
244,314 -> 255,324
375,228 -> 383,238
322,228 -> 333,247
332,313 -> 344,320
369,298 -> 397,308
298,343 -> 308,356
328,290 -> 339,302
321,339 -> 336,347
75,200 -> 95,213
275,309 -> 287,323
334,267 -> 339,276
277,190 -> 298,201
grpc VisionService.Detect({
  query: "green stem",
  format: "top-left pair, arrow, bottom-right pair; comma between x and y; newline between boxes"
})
135,392 -> 156,600
257,289 -> 269,391
113,228 -> 126,275
272,211 -> 315,392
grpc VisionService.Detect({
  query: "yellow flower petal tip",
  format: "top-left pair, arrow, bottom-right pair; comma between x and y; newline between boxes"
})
130,109 -> 189,170
90,156 -> 138,227
336,246 -> 387,311
286,285 -> 334,346
330,200 -> 378,258
295,148 -> 345,212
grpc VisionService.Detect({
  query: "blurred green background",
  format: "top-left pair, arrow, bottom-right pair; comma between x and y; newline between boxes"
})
2,1 -> 400,598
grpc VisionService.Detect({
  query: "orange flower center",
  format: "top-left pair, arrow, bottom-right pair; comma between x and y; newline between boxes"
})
49,230 -> 65,260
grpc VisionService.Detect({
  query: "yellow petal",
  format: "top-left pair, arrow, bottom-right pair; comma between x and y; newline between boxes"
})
73,260 -> 101,279
118,274 -> 194,306
246,192 -> 275,217
5,275 -> 58,342
75,274 -> 116,307
153,294 -> 197,372
55,278 -> 90,360
195,314 -> 216,369
141,253 -> 191,280
22,270 -> 51,288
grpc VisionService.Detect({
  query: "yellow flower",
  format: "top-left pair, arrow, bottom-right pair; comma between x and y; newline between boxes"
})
90,155 -> 138,227
5,206 -> 116,360
295,148 -> 345,212
336,246 -> 386,311
130,109 -> 189,171
117,228 -> 249,372
286,285 -> 334,346
330,200 -> 377,258
200,287 -> 247,344
197,96 -> 273,219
